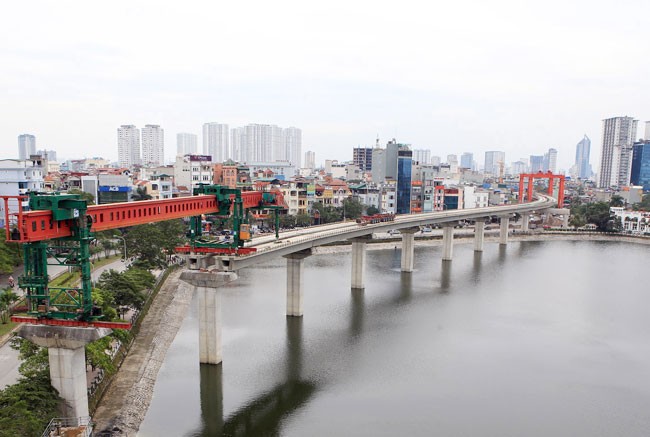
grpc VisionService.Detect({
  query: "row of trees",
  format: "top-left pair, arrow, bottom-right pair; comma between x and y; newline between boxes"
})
569,197 -> 623,232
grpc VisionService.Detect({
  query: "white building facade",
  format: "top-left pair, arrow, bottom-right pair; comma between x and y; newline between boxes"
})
177,133 -> 198,156
141,124 -> 164,166
117,125 -> 141,168
203,123 -> 229,163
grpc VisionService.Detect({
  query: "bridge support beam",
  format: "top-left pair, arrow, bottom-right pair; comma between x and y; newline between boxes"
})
442,224 -> 454,261
180,270 -> 238,364
400,228 -> 419,273
474,220 -> 485,252
521,212 -> 529,232
18,325 -> 112,418
284,249 -> 312,317
500,216 -> 510,245
198,286 -> 223,364
350,236 -> 371,289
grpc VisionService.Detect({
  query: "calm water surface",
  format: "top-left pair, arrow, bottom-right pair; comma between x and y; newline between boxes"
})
138,241 -> 650,436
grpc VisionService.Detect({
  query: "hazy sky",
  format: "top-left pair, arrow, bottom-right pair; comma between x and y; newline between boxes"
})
2,0 -> 649,171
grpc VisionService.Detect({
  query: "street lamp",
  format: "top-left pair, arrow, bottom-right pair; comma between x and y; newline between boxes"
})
115,235 -> 127,263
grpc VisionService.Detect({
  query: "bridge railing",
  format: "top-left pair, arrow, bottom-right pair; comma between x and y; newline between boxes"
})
250,196 -> 553,256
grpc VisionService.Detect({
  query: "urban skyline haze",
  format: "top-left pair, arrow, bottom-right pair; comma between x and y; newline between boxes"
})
2,0 -> 650,170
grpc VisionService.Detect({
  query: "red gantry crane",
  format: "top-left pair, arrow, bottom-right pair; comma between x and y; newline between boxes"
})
1,184 -> 286,328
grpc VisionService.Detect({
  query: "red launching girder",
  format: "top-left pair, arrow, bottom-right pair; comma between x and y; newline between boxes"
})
518,171 -> 565,207
3,189 -> 285,243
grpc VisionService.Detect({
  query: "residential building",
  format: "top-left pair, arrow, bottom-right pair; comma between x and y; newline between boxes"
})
484,151 -> 505,176
530,155 -> 544,173
141,124 -> 164,167
177,133 -> 198,156
117,125 -> 141,168
18,134 -> 36,160
0,157 -> 44,227
353,147 -> 373,171
284,127 -> 302,168
599,116 -> 638,188
371,148 -> 386,183
174,154 -> 214,190
213,163 -> 238,189
203,123 -> 229,163
304,151 -> 316,170
460,152 -> 473,170
37,149 -> 57,162
412,149 -> 431,165
575,135 -> 591,179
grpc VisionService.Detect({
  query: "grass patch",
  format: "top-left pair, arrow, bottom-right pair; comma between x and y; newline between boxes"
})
90,254 -> 122,270
0,321 -> 17,337
49,271 -> 79,288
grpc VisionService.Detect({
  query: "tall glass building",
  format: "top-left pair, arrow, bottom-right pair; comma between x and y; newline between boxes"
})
396,148 -> 412,214
631,141 -> 650,191
575,135 -> 591,179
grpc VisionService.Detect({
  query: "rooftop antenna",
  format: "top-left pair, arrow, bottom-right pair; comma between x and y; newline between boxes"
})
375,135 -> 380,148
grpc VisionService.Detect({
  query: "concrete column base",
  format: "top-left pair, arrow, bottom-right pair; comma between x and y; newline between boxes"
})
500,216 -> 510,245
198,286 -> 222,364
350,237 -> 370,289
442,225 -> 454,261
284,249 -> 312,317
400,228 -> 419,273
180,271 -> 238,365
521,212 -> 530,232
474,220 -> 485,252
18,325 -> 112,418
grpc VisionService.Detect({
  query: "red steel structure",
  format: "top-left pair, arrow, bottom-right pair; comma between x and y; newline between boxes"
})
2,190 -> 284,243
518,171 -> 565,207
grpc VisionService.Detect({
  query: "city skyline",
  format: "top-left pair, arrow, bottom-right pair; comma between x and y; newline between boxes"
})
2,1 -> 650,171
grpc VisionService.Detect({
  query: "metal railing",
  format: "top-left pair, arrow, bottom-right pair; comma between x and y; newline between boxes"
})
41,416 -> 92,437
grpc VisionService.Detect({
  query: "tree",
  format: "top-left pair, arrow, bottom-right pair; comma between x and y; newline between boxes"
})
0,338 -> 61,436
571,202 -> 618,232
0,290 -> 19,324
339,198 -> 364,220
123,220 -> 185,268
0,233 -> 22,274
610,195 -> 625,207
365,205 -> 380,216
311,202 -> 341,224
295,213 -> 312,227
96,269 -> 145,310
67,188 -> 95,205
132,186 -> 153,201
633,194 -> 650,211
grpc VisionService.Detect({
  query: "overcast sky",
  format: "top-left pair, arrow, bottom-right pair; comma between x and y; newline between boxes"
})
2,0 -> 649,171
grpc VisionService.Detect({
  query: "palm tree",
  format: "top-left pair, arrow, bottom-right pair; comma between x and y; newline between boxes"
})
132,186 -> 153,201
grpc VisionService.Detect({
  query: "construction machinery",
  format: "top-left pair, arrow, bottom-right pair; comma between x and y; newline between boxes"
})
1,185 -> 286,327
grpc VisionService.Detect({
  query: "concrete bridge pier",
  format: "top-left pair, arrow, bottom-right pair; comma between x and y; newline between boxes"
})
350,236 -> 371,289
521,212 -> 530,232
284,249 -> 312,317
180,270 -> 238,364
18,325 -> 112,418
474,220 -> 485,252
400,227 -> 419,273
442,224 -> 454,261
500,216 -> 510,245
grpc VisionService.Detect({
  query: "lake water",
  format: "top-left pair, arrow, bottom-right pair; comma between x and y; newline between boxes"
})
138,240 -> 650,436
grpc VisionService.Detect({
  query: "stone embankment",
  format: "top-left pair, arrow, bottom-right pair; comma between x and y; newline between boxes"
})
92,269 -> 194,436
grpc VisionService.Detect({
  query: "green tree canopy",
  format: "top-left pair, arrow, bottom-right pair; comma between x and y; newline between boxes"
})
67,188 -> 95,205
0,233 -> 22,274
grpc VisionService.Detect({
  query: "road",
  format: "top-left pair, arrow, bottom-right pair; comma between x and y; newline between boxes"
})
0,256 -> 127,389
